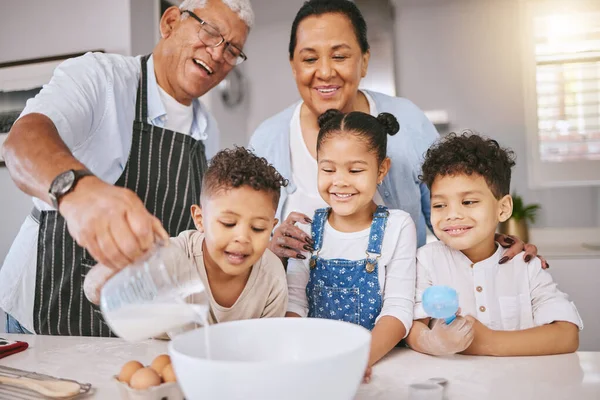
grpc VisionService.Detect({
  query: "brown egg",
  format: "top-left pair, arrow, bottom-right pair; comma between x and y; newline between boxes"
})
162,363 -> 177,383
117,360 -> 144,384
150,354 -> 171,375
130,367 -> 162,390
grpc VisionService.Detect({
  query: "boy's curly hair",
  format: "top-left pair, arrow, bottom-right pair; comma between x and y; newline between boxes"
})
201,146 -> 288,209
420,131 -> 516,199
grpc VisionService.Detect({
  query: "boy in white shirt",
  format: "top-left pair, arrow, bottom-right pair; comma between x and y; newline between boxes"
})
406,132 -> 582,356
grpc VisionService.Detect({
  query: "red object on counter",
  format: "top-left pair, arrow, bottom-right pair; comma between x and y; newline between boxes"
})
0,337 -> 29,359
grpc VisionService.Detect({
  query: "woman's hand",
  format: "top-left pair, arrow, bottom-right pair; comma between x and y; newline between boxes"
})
269,212 -> 315,260
494,233 -> 549,269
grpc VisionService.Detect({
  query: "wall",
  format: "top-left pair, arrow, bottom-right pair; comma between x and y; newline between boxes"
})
242,0 -> 305,139
0,0 -> 132,64
393,0 -> 600,228
130,0 -> 161,57
207,65 -> 251,151
356,0 -> 397,97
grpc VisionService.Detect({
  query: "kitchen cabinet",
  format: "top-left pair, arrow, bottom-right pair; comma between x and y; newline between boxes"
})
542,257 -> 600,351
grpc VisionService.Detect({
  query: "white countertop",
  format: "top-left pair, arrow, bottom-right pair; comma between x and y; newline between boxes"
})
1,334 -> 599,399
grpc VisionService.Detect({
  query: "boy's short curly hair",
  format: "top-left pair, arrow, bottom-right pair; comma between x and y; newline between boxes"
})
420,132 -> 516,199
201,146 -> 288,209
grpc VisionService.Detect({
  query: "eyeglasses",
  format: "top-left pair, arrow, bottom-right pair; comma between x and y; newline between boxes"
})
182,10 -> 247,66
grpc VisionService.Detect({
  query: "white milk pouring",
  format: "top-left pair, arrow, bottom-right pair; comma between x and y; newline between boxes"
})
104,302 -> 210,342
100,244 -> 211,353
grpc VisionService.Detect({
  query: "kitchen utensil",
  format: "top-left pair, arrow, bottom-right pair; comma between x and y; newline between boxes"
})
0,365 -> 91,399
409,382 -> 443,400
0,337 -> 29,359
422,285 -> 459,324
0,376 -> 80,398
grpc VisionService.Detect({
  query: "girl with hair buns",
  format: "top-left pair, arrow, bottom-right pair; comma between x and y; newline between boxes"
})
286,110 -> 417,382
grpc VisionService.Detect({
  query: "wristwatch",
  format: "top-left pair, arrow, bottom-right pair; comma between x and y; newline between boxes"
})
48,168 -> 94,209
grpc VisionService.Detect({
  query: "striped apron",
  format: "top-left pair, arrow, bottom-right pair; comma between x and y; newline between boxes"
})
32,55 -> 208,336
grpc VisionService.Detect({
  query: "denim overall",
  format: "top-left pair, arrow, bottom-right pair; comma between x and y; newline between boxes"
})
306,206 -> 389,330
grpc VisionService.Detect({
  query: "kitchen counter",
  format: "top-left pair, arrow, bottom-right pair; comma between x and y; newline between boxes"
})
1,334 -> 599,399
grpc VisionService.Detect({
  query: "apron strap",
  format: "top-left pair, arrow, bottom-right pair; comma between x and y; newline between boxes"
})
366,205 -> 389,256
30,207 -> 42,224
134,55 -> 152,123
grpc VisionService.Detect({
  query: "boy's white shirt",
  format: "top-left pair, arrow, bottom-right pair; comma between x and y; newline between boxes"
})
286,209 -> 417,336
414,241 -> 583,331
169,230 -> 288,325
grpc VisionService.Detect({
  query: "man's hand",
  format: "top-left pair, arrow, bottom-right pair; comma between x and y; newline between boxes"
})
59,176 -> 169,270
269,212 -> 314,260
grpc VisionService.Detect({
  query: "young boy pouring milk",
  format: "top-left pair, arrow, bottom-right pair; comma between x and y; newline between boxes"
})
84,147 -> 288,335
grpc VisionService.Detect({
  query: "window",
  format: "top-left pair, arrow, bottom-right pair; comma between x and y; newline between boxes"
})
522,0 -> 600,187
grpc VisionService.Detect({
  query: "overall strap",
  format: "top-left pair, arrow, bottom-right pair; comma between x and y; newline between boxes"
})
366,205 -> 389,256
310,207 -> 330,252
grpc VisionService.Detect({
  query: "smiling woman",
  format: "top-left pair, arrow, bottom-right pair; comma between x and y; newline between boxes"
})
249,0 -> 439,261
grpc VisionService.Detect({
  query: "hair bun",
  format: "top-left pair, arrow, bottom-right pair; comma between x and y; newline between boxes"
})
376,112 -> 400,136
318,109 -> 344,129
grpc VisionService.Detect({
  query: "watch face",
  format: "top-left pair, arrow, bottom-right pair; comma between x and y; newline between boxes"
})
51,170 -> 76,196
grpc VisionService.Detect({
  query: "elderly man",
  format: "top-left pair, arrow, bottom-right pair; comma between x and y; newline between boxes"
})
0,0 -> 253,336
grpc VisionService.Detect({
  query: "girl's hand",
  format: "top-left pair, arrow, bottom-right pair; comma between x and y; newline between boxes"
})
269,212 -> 315,260
363,366 -> 372,383
494,233 -> 549,269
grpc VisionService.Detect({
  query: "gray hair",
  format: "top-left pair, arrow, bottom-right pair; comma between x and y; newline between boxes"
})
179,0 -> 254,30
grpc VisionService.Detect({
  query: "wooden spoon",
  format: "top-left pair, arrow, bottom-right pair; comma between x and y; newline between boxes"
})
0,375 -> 81,398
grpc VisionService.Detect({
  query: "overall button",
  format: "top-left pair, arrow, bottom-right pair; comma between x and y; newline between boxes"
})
476,286 -> 483,292
479,306 -> 486,312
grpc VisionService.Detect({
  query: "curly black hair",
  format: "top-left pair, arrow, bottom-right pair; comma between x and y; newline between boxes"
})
420,132 -> 516,199
201,146 -> 288,209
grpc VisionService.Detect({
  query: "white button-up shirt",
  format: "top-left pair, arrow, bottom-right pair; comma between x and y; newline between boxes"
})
0,52 -> 219,332
414,241 -> 583,331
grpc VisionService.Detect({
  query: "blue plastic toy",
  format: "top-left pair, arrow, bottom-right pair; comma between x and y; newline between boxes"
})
422,285 -> 459,325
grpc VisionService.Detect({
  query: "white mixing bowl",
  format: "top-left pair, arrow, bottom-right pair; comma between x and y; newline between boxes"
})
168,317 -> 371,400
